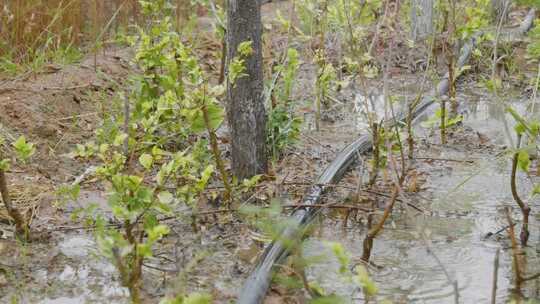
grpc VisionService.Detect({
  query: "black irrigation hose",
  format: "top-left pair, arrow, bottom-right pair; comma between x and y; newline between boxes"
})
237,9 -> 536,304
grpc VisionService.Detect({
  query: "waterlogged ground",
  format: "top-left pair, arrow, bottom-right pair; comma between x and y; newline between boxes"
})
1,1 -> 539,303
0,192 -> 258,303
3,62 -> 539,304
302,88 -> 540,303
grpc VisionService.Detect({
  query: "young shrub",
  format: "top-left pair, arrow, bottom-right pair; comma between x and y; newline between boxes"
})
267,48 -> 303,160
71,1 -> 228,302
506,107 -> 539,246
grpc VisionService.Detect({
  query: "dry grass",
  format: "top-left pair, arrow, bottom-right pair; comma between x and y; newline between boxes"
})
0,0 -> 194,67
0,0 -> 205,75
0,183 -> 50,226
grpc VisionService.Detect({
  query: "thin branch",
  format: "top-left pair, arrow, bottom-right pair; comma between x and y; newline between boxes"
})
361,185 -> 399,262
510,137 -> 530,246
505,207 -> 523,290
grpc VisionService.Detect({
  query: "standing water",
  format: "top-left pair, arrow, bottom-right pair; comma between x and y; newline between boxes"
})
303,92 -> 540,303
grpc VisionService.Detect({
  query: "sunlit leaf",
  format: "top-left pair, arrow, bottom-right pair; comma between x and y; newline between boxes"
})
515,123 -> 527,136
113,133 -> 128,147
184,293 -> 212,304
137,243 -> 152,258
190,103 -> 224,133
13,136 -> 35,162
148,224 -> 170,242
237,40 -> 253,57
139,153 -> 153,170
517,150 -> 530,172
0,159 -> 10,171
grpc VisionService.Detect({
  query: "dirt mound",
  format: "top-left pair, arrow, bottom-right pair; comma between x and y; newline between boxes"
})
0,48 -> 132,183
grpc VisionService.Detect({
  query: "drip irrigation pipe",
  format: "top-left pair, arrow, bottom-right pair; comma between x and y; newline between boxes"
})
237,9 -> 536,304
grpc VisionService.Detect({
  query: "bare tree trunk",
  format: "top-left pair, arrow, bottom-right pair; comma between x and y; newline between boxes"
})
491,0 -> 510,24
226,0 -> 267,179
410,0 -> 433,41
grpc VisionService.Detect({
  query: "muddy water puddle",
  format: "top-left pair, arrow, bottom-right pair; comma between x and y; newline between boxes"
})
302,91 -> 540,303
0,219 -> 254,303
0,232 -> 128,304
0,187 -> 253,304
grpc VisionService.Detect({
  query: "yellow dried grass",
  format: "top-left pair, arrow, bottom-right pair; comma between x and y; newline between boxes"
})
0,183 -> 50,225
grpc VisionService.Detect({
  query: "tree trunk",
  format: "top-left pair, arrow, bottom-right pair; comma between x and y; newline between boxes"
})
410,0 -> 433,42
226,0 -> 267,180
491,0 -> 510,24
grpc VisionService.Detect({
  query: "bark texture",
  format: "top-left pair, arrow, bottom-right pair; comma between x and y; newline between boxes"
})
410,0 -> 434,41
226,0 -> 267,179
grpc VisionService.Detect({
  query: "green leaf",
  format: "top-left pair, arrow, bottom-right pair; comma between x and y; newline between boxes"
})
530,121 -> 540,136
154,202 -> 173,214
228,58 -> 248,84
127,175 -> 143,189
204,103 -> 225,131
515,123 -> 527,136
151,146 -> 165,158
307,282 -> 326,296
447,115 -> 463,127
159,293 -> 212,304
237,41 -> 253,57
184,293 -> 212,304
190,103 -> 225,133
137,243 -> 153,258
157,191 -> 174,204
113,133 -> 128,146
148,224 -> 170,242
0,159 -> 10,171
517,151 -> 530,172
12,136 -> 35,162
186,110 -> 203,132
532,184 -> 540,196
354,265 -> 378,297
242,175 -> 262,191
99,143 -> 110,154
197,165 -> 214,191
139,153 -> 154,170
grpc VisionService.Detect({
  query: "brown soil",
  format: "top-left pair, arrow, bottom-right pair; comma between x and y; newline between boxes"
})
0,48 -> 132,183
